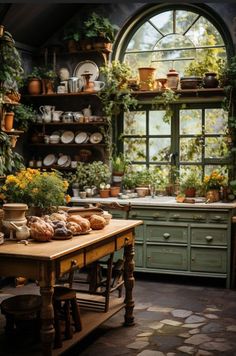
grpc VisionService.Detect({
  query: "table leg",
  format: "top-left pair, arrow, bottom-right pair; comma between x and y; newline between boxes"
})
123,242 -> 135,326
40,285 -> 55,356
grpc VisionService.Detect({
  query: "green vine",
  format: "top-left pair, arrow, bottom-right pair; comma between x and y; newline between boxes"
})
0,132 -> 25,176
152,89 -> 180,124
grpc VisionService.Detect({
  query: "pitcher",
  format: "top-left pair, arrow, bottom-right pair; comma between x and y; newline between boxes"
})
39,105 -> 54,123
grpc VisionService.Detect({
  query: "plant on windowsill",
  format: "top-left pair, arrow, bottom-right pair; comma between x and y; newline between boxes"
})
180,170 -> 201,197
112,152 -> 130,185
203,170 -> 226,202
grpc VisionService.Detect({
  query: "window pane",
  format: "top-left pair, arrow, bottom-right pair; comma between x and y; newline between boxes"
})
149,138 -> 171,162
124,111 -> 146,135
205,109 -> 228,134
176,10 -> 198,34
124,53 -> 154,75
124,137 -> 146,161
180,109 -> 202,135
149,110 -> 171,134
180,137 -> 202,162
205,137 -> 229,158
127,22 -> 162,51
179,165 -> 202,181
150,11 -> 173,35
187,16 -> 224,46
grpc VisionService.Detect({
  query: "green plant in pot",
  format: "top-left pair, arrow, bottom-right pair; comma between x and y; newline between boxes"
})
12,104 -> 37,131
112,152 -> 129,185
63,25 -> 81,52
26,67 -> 42,95
84,12 -> 119,50
180,170 -> 201,197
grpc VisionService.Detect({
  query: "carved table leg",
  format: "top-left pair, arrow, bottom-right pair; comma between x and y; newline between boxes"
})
123,241 -> 135,326
40,285 -> 55,356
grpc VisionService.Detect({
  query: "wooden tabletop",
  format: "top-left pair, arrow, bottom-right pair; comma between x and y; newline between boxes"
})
0,219 -> 142,261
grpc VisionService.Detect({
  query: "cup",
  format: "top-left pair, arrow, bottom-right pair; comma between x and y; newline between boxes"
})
93,81 -> 105,91
79,191 -> 87,199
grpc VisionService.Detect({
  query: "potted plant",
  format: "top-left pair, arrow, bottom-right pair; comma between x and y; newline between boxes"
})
12,104 -> 37,131
99,183 -> 111,198
39,66 -> 57,94
63,25 -> 81,53
84,12 -> 119,51
3,104 -> 15,131
180,170 -> 201,197
112,152 -> 129,185
26,67 -> 42,95
203,170 -> 226,202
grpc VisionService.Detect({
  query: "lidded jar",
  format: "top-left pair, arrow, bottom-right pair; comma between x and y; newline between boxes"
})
167,68 -> 179,89
2,203 -> 28,239
203,72 -> 219,88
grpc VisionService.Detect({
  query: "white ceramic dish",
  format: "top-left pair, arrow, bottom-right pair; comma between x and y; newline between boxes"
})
61,131 -> 74,144
89,132 -> 103,144
43,154 -> 56,166
57,155 -> 69,167
75,132 -> 88,144
73,60 -> 99,82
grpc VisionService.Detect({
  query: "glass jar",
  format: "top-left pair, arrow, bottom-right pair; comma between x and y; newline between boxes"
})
167,69 -> 179,90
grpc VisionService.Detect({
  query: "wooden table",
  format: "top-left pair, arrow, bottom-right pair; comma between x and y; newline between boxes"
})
0,219 -> 142,355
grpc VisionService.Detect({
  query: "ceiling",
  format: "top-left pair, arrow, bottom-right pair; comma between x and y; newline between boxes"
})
0,3 -> 93,48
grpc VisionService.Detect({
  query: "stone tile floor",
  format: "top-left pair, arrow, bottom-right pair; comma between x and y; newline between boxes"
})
1,274 -> 236,355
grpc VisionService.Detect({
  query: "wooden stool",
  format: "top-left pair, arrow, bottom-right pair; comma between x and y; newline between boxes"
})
53,286 -> 82,349
0,294 -> 41,338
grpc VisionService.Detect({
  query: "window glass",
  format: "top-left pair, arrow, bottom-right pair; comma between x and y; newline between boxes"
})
205,109 -> 228,134
149,110 -> 171,134
180,109 -> 202,135
149,138 -> 171,162
124,111 -> 146,135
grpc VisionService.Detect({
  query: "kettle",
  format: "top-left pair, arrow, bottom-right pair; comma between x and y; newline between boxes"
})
10,222 -> 31,240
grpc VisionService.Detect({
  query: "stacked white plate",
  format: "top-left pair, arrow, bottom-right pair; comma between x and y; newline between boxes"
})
43,154 -> 57,166
61,131 -> 74,144
57,155 -> 71,167
75,132 -> 89,144
89,132 -> 103,144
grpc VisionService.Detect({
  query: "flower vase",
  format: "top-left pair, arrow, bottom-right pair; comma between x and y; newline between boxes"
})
206,189 -> 220,203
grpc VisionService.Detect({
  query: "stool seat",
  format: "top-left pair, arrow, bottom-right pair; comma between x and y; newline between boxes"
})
0,294 -> 41,337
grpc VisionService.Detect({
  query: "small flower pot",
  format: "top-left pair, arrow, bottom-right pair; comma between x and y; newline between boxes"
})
110,186 -> 121,197
100,189 -> 110,198
184,187 -> 196,198
206,189 -> 220,203
4,112 -> 14,131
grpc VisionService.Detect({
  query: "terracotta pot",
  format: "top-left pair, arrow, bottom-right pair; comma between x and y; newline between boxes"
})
100,189 -> 110,198
28,78 -> 42,95
67,39 -> 79,53
110,186 -> 121,197
138,67 -> 156,91
4,112 -> 14,131
206,189 -> 220,203
184,187 -> 196,198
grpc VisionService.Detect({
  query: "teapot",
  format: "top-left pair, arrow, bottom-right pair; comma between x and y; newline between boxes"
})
61,112 -> 74,123
9,222 -> 31,240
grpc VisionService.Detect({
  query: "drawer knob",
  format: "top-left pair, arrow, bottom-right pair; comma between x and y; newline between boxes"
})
154,213 -> 160,218
163,233 -> 170,239
193,215 -> 203,220
173,214 -> 180,219
212,215 -> 222,221
131,212 -> 137,217
205,235 -> 213,241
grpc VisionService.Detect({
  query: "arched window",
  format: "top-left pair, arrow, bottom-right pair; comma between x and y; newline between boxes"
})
113,5 -> 233,186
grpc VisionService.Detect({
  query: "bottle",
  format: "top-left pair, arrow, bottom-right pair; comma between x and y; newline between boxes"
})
167,68 -> 179,90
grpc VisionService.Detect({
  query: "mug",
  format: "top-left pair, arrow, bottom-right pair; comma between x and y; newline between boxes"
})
93,81 -> 105,91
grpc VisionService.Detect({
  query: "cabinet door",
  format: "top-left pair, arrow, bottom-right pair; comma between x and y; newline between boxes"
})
135,225 -> 144,241
146,245 -> 187,270
146,223 -> 188,243
191,248 -> 227,273
135,243 -> 144,267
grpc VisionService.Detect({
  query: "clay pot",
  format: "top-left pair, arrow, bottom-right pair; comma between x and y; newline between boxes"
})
203,72 -> 219,88
138,67 -> 156,91
99,189 -> 110,198
184,187 -> 196,198
110,186 -> 121,197
167,68 -> 179,90
206,189 -> 220,203
4,112 -> 14,131
28,78 -> 42,95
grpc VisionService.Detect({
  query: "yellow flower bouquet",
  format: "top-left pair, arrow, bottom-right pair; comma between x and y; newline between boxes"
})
0,168 -> 70,211
203,170 -> 226,191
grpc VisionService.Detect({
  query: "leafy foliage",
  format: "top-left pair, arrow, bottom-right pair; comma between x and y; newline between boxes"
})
13,104 -> 37,130
70,161 -> 111,189
84,12 -> 119,42
0,132 -> 24,176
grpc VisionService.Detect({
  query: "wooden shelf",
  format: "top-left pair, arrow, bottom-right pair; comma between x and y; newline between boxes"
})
34,120 -> 107,126
29,143 -> 105,147
24,92 -> 99,98
1,128 -> 24,135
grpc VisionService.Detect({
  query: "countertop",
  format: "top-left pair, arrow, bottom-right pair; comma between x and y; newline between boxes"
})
71,196 -> 236,210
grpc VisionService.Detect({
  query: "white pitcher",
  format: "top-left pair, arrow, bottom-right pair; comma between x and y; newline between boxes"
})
52,110 -> 63,122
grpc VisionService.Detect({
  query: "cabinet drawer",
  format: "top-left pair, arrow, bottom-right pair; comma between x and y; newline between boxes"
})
191,248 -> 227,273
169,211 -> 206,222
146,224 -> 188,243
191,227 -> 227,246
146,245 -> 187,270
208,212 -> 228,223
129,209 -> 166,221
135,243 -> 144,267
109,209 -> 128,219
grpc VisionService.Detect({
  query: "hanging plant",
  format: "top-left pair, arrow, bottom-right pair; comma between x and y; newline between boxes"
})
0,132 -> 24,176
152,89 -> 180,124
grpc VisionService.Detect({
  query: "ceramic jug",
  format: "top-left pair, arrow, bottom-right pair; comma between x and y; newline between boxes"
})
52,110 -> 63,122
39,105 -> 55,123
82,105 -> 92,117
